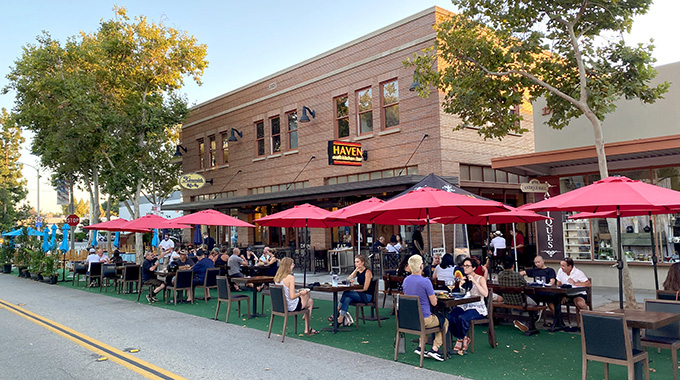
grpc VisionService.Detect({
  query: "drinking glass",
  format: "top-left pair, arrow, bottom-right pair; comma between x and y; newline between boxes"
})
445,279 -> 454,294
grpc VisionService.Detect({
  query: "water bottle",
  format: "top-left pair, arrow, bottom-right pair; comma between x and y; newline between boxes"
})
331,272 -> 338,287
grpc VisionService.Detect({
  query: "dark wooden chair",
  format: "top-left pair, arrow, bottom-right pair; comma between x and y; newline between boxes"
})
86,262 -> 102,288
119,265 -> 140,294
215,276 -> 250,323
492,286 -> 547,335
100,264 -> 120,293
194,268 -> 219,304
641,299 -> 680,380
382,274 -> 405,313
350,278 -> 381,330
656,289 -> 680,301
268,285 -> 306,343
394,294 -> 447,367
71,262 -> 87,286
165,270 -> 193,305
580,310 -> 649,380
468,287 -> 497,353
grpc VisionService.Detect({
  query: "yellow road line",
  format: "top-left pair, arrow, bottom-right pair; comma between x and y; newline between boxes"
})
0,299 -> 186,380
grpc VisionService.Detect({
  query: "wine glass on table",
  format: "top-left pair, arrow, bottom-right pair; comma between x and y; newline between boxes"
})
445,279 -> 454,295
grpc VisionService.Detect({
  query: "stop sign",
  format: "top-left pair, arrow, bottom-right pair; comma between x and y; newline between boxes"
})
66,214 -> 80,227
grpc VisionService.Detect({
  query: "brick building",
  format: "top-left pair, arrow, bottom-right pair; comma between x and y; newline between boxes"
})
168,7 -> 535,256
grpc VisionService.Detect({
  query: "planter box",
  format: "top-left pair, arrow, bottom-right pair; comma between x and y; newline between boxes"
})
3,264 -> 11,273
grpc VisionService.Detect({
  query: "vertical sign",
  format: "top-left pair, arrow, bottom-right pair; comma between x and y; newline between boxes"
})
56,179 -> 70,205
534,179 -> 565,261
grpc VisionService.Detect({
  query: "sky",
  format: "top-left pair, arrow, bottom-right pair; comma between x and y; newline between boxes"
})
2,0 -> 680,214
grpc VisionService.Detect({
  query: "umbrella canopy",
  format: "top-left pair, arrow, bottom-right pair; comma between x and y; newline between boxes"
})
59,224 -> 70,252
91,230 -> 98,247
324,197 -> 386,225
255,203 -> 335,228
568,209 -> 679,220
42,228 -> 50,252
50,224 -> 58,250
3,227 -> 43,237
172,209 -> 255,228
112,231 -> 120,248
84,218 -> 150,233
121,215 -> 191,230
524,176 -> 680,213
435,207 -> 552,225
352,187 -> 510,224
193,225 -> 203,245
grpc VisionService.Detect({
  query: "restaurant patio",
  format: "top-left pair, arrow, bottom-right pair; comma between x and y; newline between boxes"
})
43,268 -> 676,380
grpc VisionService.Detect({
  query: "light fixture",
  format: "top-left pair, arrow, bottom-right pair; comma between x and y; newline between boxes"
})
362,150 -> 368,161
174,144 -> 188,157
299,106 -> 315,123
227,128 -> 243,142
409,70 -> 421,92
206,179 -> 214,186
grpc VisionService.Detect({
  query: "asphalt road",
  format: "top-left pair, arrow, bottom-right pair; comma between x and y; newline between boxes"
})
0,274 -> 469,380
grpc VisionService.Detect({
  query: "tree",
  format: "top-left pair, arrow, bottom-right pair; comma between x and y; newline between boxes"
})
0,109 -> 28,231
407,0 -> 669,307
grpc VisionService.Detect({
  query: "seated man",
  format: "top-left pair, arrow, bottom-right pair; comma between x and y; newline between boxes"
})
187,250 -> 215,303
227,247 -> 246,290
555,258 -> 591,327
498,258 -> 535,332
402,254 -> 448,362
175,250 -> 193,270
257,246 -> 279,277
520,256 -> 556,285
142,250 -> 166,303
85,248 -> 99,272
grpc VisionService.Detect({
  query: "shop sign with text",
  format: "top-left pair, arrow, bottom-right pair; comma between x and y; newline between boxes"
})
327,141 -> 362,166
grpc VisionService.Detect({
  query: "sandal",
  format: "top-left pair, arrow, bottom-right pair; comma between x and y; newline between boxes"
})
461,336 -> 470,352
453,339 -> 463,352
305,329 -> 320,336
327,315 -> 335,322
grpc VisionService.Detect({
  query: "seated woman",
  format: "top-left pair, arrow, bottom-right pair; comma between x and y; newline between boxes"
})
331,255 -> 374,326
214,247 -> 229,268
448,257 -> 489,355
663,262 -> 680,291
433,253 -> 456,284
274,257 -> 318,335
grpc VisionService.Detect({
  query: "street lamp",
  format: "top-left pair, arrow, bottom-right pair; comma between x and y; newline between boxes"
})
21,162 -> 41,227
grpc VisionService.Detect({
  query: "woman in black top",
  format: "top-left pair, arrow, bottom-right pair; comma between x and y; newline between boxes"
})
331,255 -> 374,326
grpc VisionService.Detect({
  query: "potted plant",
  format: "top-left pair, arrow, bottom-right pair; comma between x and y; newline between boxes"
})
29,248 -> 44,281
41,255 -> 58,284
15,229 -> 35,278
0,244 -> 13,273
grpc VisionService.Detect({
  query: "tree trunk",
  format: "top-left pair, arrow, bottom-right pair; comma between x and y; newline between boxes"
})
134,180 -> 143,264
587,114 -> 637,308
106,195 -> 111,252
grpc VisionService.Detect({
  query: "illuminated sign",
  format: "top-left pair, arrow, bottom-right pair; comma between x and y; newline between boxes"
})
179,173 -> 207,190
327,141 -> 363,166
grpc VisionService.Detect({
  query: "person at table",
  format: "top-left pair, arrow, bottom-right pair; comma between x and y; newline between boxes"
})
208,248 -> 220,263
498,258 -> 536,332
187,250 -> 215,303
175,250 -> 193,270
85,247 -> 98,270
411,226 -> 424,255
274,257 -> 318,336
555,258 -> 591,326
448,257 -> 488,355
258,246 -> 277,266
371,236 -> 386,254
489,231 -> 506,255
159,234 -> 175,257
471,256 -> 488,280
423,253 -> 440,279
227,247 -> 247,291
202,232 -> 216,252
402,254 -> 448,361
215,246 -> 230,267
331,255 -> 374,327
243,247 -> 258,266
97,248 -> 110,264
110,250 -> 124,265
432,253 -> 456,284
520,256 -> 556,285
142,250 -> 166,303
663,262 -> 680,291
342,230 -> 352,246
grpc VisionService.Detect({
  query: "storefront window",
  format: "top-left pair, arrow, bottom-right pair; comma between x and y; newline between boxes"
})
655,166 -> 680,261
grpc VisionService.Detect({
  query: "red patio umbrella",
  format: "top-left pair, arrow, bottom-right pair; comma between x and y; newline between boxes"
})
122,215 -> 192,230
83,218 -> 150,233
324,197 -> 385,225
524,176 -> 680,308
254,203 -> 336,285
172,209 -> 255,228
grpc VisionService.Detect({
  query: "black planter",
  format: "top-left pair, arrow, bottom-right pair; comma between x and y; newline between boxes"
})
18,267 -> 27,277
3,264 -> 11,273
47,276 -> 57,284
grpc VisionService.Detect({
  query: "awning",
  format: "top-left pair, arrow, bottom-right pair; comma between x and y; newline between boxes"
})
492,134 -> 680,177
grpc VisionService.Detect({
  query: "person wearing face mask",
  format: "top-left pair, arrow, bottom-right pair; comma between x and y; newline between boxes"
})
203,233 -> 216,252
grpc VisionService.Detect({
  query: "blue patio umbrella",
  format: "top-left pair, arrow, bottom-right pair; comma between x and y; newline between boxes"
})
4,227 -> 43,237
42,228 -> 50,252
2,229 -> 20,237
151,229 -> 159,248
112,231 -> 120,248
91,230 -> 98,247
59,224 -> 70,252
50,224 -> 57,251
193,225 -> 202,245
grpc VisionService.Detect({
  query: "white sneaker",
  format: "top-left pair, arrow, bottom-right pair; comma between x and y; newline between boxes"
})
427,350 -> 444,361
413,347 -> 423,356
514,320 -> 529,333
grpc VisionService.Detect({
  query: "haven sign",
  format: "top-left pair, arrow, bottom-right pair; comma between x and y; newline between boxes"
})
179,173 -> 207,190
328,141 -> 362,166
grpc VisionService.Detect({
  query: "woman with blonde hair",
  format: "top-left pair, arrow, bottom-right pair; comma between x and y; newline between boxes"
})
274,257 -> 318,335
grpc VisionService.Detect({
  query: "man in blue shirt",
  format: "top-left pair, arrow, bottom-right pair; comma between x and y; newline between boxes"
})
402,254 -> 448,361
187,250 -> 214,302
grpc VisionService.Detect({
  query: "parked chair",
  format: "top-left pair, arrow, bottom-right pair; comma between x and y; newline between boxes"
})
194,268 -> 219,304
580,310 -> 649,380
656,289 -> 680,301
394,294 -> 447,367
86,262 -> 102,288
100,264 -> 119,293
215,276 -> 250,323
165,270 -> 193,305
641,299 -> 680,380
468,286 -> 497,353
71,262 -> 87,285
268,285 -> 306,343
119,265 -> 140,294
382,275 -> 405,313
350,278 -> 381,330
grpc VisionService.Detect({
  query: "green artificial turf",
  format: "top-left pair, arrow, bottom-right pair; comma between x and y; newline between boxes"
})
7,269 -> 675,380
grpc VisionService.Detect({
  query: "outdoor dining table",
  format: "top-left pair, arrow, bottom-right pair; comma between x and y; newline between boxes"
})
530,285 -> 590,332
312,284 -> 363,333
609,308 -> 680,380
230,276 -> 274,318
240,264 -> 270,277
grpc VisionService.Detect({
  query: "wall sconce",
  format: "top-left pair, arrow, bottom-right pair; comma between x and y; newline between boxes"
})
206,179 -> 214,186
409,70 -> 421,92
227,128 -> 243,142
362,150 -> 368,161
299,106 -> 315,123
174,144 -> 188,157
